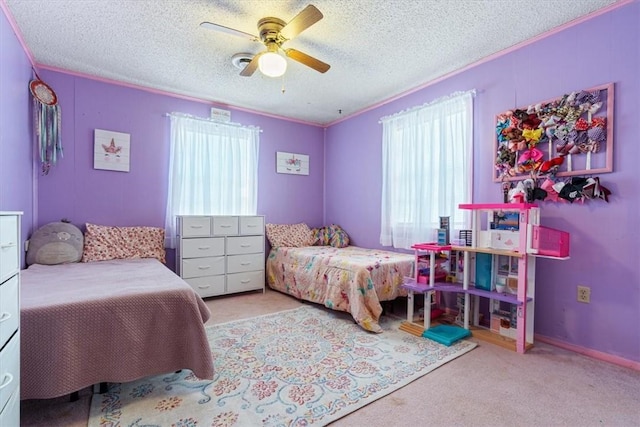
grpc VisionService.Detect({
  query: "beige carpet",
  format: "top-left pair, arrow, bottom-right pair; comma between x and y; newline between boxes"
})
21,288 -> 640,426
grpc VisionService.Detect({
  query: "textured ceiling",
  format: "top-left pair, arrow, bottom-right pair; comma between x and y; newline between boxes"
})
4,0 -> 620,126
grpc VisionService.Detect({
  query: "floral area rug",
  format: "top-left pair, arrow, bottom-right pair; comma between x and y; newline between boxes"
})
88,305 -> 477,427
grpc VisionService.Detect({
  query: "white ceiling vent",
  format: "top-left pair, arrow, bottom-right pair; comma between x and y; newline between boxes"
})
231,53 -> 254,70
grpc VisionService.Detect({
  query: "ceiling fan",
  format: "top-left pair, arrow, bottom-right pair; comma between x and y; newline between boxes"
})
200,4 -> 330,78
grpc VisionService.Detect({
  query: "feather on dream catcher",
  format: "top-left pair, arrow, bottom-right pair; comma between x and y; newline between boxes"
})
29,76 -> 62,175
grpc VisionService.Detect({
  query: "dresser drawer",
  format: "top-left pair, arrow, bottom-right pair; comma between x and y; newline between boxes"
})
227,253 -> 264,274
239,216 -> 264,235
0,383 -> 18,427
212,216 -> 239,235
181,237 -> 224,258
227,235 -> 263,255
0,216 -> 19,283
181,256 -> 225,279
0,334 -> 19,417
185,275 -> 225,298
227,271 -> 264,293
0,275 -> 18,349
180,216 -> 212,237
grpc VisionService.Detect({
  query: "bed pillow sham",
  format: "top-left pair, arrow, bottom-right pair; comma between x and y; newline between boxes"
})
328,224 -> 350,248
311,224 -> 350,248
266,223 -> 314,248
311,226 -> 331,246
81,223 -> 166,263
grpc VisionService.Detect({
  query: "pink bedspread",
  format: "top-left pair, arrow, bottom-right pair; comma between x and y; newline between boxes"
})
20,258 -> 214,400
266,246 -> 414,332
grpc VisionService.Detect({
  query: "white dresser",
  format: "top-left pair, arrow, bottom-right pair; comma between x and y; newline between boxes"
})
176,215 -> 265,298
0,212 -> 21,426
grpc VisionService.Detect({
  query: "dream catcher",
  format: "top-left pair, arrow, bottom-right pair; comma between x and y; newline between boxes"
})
29,75 -> 62,175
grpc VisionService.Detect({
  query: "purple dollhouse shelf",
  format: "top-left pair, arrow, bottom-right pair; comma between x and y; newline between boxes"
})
401,280 -> 531,305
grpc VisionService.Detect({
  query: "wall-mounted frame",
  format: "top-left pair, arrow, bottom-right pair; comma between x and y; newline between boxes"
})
494,82 -> 614,182
94,129 -> 130,172
276,151 -> 309,175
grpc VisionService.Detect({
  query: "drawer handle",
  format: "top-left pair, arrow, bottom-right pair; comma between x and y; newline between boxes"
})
241,279 -> 251,284
0,373 -> 13,391
1,242 -> 16,249
220,225 -> 232,228
198,285 -> 211,289
190,225 -> 203,229
198,266 -> 211,270
240,262 -> 251,266
240,244 -> 251,248
247,224 -> 257,227
0,312 -> 11,323
198,246 -> 211,250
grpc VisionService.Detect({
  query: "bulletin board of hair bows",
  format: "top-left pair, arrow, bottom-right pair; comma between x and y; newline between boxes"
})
494,82 -> 613,183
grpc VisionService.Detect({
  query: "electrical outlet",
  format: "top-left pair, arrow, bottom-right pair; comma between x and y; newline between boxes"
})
577,285 -> 591,303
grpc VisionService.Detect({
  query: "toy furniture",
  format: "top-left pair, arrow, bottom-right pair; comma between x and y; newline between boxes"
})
402,242 -> 451,331
402,203 -> 569,353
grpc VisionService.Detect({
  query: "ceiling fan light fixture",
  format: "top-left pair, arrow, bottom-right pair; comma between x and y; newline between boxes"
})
258,51 -> 287,77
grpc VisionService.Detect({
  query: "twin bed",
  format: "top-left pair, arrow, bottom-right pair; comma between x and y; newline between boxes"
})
266,245 -> 414,333
20,258 -> 214,400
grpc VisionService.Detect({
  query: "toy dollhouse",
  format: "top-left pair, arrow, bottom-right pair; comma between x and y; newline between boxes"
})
401,203 -> 569,353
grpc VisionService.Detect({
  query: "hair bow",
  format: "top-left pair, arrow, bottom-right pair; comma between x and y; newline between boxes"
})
587,126 -> 606,143
539,156 -> 564,173
508,140 -> 527,152
575,90 -> 600,105
574,118 -> 590,131
518,147 -> 544,165
587,101 -> 602,115
540,178 -> 563,203
578,141 -> 599,154
591,116 -> 606,128
522,128 -> 543,143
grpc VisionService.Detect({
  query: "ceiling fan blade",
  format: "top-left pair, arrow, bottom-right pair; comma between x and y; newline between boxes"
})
280,5 -> 323,40
285,48 -> 330,73
200,22 -> 258,42
240,52 -> 263,77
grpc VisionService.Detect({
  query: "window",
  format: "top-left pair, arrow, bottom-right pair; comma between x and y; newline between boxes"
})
380,91 -> 474,249
164,113 -> 260,248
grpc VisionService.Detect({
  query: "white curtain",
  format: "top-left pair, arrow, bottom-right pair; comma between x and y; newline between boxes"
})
164,113 -> 260,248
380,90 -> 474,249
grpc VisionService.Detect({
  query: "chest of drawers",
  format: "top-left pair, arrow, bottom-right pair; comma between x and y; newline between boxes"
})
176,215 -> 265,298
0,212 -> 21,425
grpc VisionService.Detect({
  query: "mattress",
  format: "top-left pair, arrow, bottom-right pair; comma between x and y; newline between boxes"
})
266,246 -> 414,332
20,258 -> 214,400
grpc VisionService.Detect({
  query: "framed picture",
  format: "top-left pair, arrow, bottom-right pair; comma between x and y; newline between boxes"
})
94,129 -> 130,172
494,82 -> 613,182
276,151 -> 309,175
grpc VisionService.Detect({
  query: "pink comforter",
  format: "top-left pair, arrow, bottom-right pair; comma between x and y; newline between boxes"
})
20,258 -> 213,400
266,246 -> 414,332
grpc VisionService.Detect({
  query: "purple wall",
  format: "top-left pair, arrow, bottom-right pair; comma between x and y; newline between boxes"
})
32,71 -> 324,268
326,2 -> 640,362
0,10 -> 34,266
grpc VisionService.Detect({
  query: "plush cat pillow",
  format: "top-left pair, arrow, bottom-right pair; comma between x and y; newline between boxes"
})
26,221 -> 84,266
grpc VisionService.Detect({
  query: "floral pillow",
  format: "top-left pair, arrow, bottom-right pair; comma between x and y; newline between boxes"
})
265,223 -> 314,248
81,223 -> 166,263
